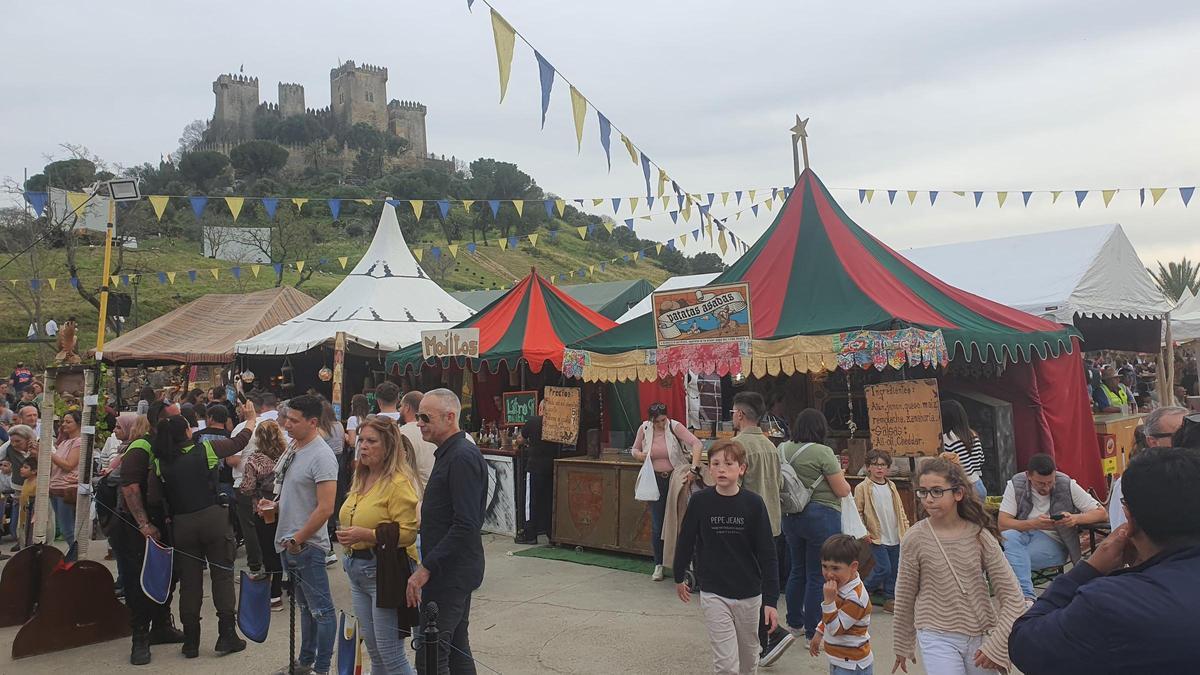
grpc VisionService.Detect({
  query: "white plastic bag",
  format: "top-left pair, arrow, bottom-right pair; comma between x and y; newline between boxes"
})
840,495 -> 869,539
634,453 -> 660,501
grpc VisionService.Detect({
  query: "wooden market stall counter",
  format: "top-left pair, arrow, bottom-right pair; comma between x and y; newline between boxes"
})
1093,412 -> 1145,478
552,454 -> 654,557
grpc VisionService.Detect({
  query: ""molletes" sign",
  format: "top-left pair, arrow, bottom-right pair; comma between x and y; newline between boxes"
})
421,328 -> 480,360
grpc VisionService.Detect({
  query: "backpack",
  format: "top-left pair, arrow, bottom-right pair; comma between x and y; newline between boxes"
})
779,442 -> 826,514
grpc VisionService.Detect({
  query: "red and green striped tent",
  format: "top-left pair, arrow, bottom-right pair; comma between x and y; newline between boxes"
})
387,268 -> 618,374
572,168 -> 1077,362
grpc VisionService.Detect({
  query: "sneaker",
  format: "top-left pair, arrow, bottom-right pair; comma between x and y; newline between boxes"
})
272,664 -> 315,675
271,596 -> 284,612
758,630 -> 796,667
650,564 -> 664,581
325,551 -> 337,567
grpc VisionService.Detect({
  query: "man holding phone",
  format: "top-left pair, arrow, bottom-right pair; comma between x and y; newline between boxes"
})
998,453 -> 1107,600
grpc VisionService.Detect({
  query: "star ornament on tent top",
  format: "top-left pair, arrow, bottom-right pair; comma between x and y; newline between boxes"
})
790,116 -> 809,139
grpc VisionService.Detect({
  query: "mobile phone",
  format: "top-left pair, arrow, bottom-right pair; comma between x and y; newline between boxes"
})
1050,513 -> 1065,521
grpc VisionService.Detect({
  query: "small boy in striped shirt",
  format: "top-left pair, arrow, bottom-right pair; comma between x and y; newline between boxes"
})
809,534 -> 873,675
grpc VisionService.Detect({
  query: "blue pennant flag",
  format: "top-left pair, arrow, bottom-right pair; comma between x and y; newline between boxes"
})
623,255 -> 630,262
973,191 -> 984,207
887,190 -> 897,204
647,196 -> 655,209
436,200 -> 450,220
784,187 -> 793,198
157,272 -> 166,284
669,210 -> 679,224
23,192 -> 48,217
487,200 -> 500,217
574,199 -> 585,206
273,263 -> 283,276
466,0 -> 475,10
508,236 -> 518,249
261,197 -> 279,220
120,275 -> 130,286
431,247 -> 441,260
328,198 -> 342,220
929,191 -> 939,206
699,204 -> 710,217
667,240 -> 676,250
1022,191 -> 1033,207
29,279 -> 39,291
597,112 -> 612,170
586,223 -> 596,236
535,51 -> 556,129
858,189 -> 866,204
751,205 -> 759,217
318,257 -> 328,266
231,266 -> 241,280
70,277 -> 80,288
187,270 -> 197,283
1182,186 -> 1195,207
466,242 -> 477,253
771,188 -> 778,201
1139,188 -> 1145,206
691,229 -> 700,240
548,229 -> 558,240
385,198 -> 402,208
611,197 -> 621,213
624,218 -> 634,229
640,154 -> 653,197
1075,190 -> 1089,207
707,193 -> 715,205
671,180 -> 681,196
543,200 -> 555,218
600,262 -> 606,272
189,196 -> 208,220
735,191 -> 743,204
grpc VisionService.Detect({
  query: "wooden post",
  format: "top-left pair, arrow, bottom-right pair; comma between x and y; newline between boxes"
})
332,331 -> 346,420
790,116 -> 810,180
1163,314 -> 1175,406
95,201 -> 116,357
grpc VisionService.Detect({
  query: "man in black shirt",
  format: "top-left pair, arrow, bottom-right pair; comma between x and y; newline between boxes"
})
408,388 -> 486,675
674,439 -> 779,675
517,400 -> 555,544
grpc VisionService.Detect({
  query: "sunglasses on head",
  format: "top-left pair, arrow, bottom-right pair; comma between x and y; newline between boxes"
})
648,404 -> 667,417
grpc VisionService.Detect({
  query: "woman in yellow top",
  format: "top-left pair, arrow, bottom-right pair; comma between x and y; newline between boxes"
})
336,417 -> 420,675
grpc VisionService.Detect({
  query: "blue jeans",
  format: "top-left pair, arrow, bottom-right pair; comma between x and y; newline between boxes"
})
782,502 -> 842,638
50,495 -> 77,562
1001,529 -> 1068,599
865,543 -> 900,599
648,473 -> 670,564
283,545 -> 337,674
832,664 -> 874,675
972,479 -> 986,500
344,555 -> 416,675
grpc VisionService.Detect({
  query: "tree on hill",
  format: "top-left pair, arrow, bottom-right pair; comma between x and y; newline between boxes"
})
276,115 -> 326,146
467,159 -> 547,240
230,140 -> 289,180
178,151 -> 229,192
690,252 -> 726,274
177,119 -> 208,156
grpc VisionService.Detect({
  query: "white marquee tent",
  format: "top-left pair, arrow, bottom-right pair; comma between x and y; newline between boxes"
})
236,204 -> 474,355
901,224 -> 1171,352
615,272 -> 720,323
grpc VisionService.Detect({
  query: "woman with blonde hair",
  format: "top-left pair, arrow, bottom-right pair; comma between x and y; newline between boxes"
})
242,419 -> 288,609
336,416 -> 421,675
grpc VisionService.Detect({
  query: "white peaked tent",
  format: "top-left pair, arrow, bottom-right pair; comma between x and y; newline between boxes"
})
236,204 -> 474,355
902,224 -> 1171,352
615,272 -> 720,323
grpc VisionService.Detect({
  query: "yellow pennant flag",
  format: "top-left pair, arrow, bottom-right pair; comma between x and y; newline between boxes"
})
629,197 -> 639,213
498,237 -> 508,251
569,86 -> 588,152
225,196 -> 244,221
1151,188 -> 1167,205
953,191 -> 966,197
110,274 -> 120,287
718,230 -> 728,255
764,199 -> 774,212
620,134 -> 638,165
209,268 -> 219,279
66,191 -> 90,218
631,251 -> 640,262
721,192 -> 730,206
588,265 -> 595,276
678,235 -> 687,248
555,199 -> 565,217
338,256 -> 349,269
512,200 -> 524,217
592,198 -> 604,207
130,273 -> 139,284
292,198 -> 308,211
657,169 -> 668,197
490,9 -> 516,102
357,199 -> 373,206
412,248 -> 423,261
748,190 -> 757,203
250,265 -> 260,278
1102,189 -> 1118,207
527,233 -> 538,248
656,244 -> 663,255
461,199 -> 475,213
577,226 -> 588,239
1051,191 -> 1062,204
8,280 -> 15,287
47,278 -> 57,291
736,212 -> 742,221
682,201 -> 692,222
997,192 -> 1009,208
865,189 -> 875,203
410,200 -> 423,220
907,190 -> 918,205
447,245 -> 458,258
603,221 -> 614,234
149,195 -> 170,221
167,271 -> 177,285
295,261 -> 305,273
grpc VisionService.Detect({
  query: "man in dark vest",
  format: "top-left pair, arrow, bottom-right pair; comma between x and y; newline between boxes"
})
997,453 -> 1107,600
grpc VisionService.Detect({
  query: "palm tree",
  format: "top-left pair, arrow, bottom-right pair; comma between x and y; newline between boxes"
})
1151,257 -> 1199,303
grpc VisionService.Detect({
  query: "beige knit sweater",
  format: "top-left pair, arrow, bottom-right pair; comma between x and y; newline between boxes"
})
892,519 -> 1026,669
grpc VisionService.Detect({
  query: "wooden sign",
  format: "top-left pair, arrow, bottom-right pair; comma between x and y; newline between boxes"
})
502,390 -> 538,427
543,386 -> 580,445
864,379 -> 942,457
652,282 -> 752,348
421,328 -> 480,360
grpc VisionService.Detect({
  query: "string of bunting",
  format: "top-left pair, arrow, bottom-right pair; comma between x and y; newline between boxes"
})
851,186 -> 1197,208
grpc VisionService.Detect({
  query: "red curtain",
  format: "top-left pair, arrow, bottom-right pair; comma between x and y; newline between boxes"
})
638,377 -> 688,427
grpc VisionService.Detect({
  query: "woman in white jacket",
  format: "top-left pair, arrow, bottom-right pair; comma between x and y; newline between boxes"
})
630,402 -> 703,581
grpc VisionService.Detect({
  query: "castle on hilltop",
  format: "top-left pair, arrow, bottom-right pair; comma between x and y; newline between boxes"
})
205,60 -> 435,169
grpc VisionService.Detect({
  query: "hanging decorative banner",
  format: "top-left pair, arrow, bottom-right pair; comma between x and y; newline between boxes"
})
542,385 -> 580,445
421,328 -> 480,360
865,379 -> 942,458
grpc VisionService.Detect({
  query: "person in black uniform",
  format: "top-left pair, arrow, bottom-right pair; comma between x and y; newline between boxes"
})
153,400 -> 257,659
517,400 -> 556,544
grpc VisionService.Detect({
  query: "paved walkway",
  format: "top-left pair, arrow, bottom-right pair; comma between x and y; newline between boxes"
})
0,535 -> 922,674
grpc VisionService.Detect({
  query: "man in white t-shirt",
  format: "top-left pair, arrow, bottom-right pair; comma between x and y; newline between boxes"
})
998,453 -> 1107,599
44,318 -> 58,337
374,381 -> 402,423
399,390 -> 436,487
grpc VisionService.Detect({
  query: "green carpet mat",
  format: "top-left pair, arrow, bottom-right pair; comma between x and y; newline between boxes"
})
511,545 -> 657,575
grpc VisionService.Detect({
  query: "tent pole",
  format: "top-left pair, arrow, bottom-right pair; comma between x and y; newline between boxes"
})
1164,314 -> 1175,406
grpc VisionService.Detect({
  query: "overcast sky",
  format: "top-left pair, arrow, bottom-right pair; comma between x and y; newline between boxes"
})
3,0 -> 1198,268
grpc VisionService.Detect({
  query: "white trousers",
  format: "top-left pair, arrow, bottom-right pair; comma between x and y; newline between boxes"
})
701,592 -> 762,675
917,629 -> 996,674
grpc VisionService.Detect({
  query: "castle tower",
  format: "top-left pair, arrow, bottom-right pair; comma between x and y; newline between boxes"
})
278,82 -> 306,118
330,60 -> 388,132
388,100 -> 428,158
211,73 -> 260,142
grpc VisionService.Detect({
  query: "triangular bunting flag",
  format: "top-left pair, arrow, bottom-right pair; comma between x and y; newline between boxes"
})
906,190 -> 917,205
23,192 -> 48,217
189,196 -> 208,220
588,265 -> 595,276
508,235 -> 518,249
997,191 -> 1008,208
1139,188 -> 1145,206
577,226 -> 587,239
1075,190 -> 1088,207
413,247 -> 424,260
1051,190 -> 1062,204
210,268 -> 220,280
569,86 -> 587,151
555,199 -> 566,217
437,200 -> 450,220
487,200 -> 500,217
748,190 -> 757,202
149,195 -> 170,221
528,233 -> 538,247
410,200 -> 423,220
543,200 -> 555,218
624,218 -> 634,229
592,198 -> 604,207
735,190 -> 743,204
640,154 -> 653,197
1151,188 -> 1167,205
1102,189 -> 1118,207
611,198 -> 621,213
67,191 -> 89,217
534,51 -> 555,128
250,265 -> 260,278
604,221 -> 614,234
462,199 -> 475,214
466,242 -> 477,254
292,197 -> 307,211
157,272 -> 167,284
231,266 -> 241,279
490,9 -> 517,102
1022,191 -> 1033,207
669,210 -> 678,224
655,243 -> 663,255
47,278 -> 56,291
272,263 -> 283,277
751,205 -> 759,217
630,197 -> 639,213
447,245 -> 458,258
431,247 -> 441,260
764,199 -> 774,211
262,197 -> 279,220
929,191 -> 939,206
858,190 -> 866,204
225,196 -> 244,221
973,191 -> 983,207
721,192 -> 730,206
597,112 -> 612,170
865,190 -> 874,204
631,251 -> 640,262
188,270 -> 198,283
1181,187 -> 1195,206
620,134 -> 638,165
888,190 -> 898,204
326,198 -> 341,220
718,229 -> 728,254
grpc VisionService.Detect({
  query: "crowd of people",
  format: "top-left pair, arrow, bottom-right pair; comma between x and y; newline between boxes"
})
639,390 -> 1200,674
